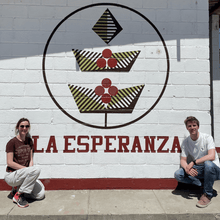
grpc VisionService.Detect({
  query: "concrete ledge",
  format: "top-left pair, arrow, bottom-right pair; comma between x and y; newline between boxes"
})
1,214 -> 220,220
1,181 -> 220,220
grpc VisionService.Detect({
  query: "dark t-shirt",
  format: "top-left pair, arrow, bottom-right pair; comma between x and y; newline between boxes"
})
6,137 -> 33,172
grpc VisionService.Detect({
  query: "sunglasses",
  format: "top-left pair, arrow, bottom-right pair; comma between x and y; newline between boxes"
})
20,125 -> 30,128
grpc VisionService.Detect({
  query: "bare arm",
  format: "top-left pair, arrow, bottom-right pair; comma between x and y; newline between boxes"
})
180,149 -> 215,177
29,149 -> 33,167
194,149 -> 215,165
180,156 -> 188,170
7,152 -> 26,170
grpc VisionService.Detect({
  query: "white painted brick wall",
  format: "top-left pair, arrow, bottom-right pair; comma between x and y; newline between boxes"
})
0,0 -> 212,180
211,14 -> 220,148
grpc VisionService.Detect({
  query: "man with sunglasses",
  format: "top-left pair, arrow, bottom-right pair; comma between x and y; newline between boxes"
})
174,116 -> 220,208
4,118 -> 45,208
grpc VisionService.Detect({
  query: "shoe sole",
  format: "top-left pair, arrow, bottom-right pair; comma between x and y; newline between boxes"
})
196,200 -> 212,208
16,203 -> 29,208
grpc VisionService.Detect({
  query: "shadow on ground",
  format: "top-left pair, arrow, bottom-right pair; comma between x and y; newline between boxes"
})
172,182 -> 218,200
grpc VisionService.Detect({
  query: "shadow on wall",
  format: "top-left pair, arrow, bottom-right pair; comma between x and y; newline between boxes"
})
0,3 -> 209,63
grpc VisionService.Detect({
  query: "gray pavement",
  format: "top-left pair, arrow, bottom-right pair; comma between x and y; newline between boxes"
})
1,181 -> 220,220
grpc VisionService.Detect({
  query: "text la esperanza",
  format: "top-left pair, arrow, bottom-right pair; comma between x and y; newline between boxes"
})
32,135 -> 181,153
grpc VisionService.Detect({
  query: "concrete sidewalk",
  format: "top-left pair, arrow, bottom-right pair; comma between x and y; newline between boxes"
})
1,181 -> 220,220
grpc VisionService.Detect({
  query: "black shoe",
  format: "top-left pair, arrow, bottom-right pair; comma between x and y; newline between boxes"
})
8,187 -> 18,199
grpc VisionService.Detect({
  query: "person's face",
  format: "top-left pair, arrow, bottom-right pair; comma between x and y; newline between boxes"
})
18,121 -> 30,136
186,121 -> 199,136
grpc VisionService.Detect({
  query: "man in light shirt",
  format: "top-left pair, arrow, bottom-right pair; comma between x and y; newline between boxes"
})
174,116 -> 220,208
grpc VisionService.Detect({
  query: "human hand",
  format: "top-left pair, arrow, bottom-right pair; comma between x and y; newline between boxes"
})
188,168 -> 198,177
185,162 -> 198,177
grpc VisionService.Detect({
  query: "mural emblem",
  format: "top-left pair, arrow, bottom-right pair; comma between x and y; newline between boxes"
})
72,48 -> 140,72
92,9 -> 123,44
42,3 -> 170,129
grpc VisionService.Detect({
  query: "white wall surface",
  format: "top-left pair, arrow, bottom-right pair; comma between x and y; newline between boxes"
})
211,15 -> 220,148
0,0 -> 211,179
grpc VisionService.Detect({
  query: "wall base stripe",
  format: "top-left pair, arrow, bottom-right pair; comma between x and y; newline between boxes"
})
0,178 -> 177,190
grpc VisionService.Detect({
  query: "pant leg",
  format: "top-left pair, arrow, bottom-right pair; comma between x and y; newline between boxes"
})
24,180 -> 45,200
174,167 -> 203,186
203,161 -> 220,198
4,166 -> 41,194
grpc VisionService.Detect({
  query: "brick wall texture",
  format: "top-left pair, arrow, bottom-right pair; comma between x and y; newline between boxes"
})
0,0 -> 211,179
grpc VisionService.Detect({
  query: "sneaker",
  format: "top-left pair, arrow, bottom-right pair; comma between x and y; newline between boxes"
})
13,192 -> 29,208
8,187 -> 18,199
196,193 -> 212,208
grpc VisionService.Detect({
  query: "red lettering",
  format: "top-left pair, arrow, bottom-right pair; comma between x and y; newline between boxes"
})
118,136 -> 129,152
63,136 -> 75,153
46,136 -> 58,153
31,135 -> 181,154
91,136 -> 102,152
77,136 -> 89,153
104,136 -> 116,152
32,136 -> 44,153
171,136 -> 181,153
144,136 -> 156,153
157,136 -> 169,153
131,136 -> 142,153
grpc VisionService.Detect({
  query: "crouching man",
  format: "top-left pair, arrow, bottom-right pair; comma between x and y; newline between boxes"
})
174,116 -> 220,208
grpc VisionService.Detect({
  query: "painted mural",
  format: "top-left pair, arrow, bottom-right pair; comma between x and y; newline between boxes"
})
42,3 -> 170,129
0,0 -> 211,189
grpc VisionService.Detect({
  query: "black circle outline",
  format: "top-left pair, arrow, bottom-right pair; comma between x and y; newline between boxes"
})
42,3 -> 170,129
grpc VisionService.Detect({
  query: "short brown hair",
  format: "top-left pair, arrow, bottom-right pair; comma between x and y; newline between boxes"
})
184,116 -> 199,127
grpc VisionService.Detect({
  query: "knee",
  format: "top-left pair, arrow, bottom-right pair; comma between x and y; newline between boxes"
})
35,187 -> 45,200
34,167 -> 41,176
34,180 -> 45,200
174,168 -> 184,181
204,161 -> 215,171
29,166 -> 41,176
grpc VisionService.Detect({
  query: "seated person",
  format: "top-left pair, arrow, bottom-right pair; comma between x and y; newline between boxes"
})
4,118 -> 45,208
174,116 -> 220,208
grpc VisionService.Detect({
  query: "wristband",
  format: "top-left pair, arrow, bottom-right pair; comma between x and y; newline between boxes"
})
193,160 -> 197,165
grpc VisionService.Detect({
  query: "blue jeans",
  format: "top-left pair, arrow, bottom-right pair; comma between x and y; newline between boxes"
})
174,161 -> 220,198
